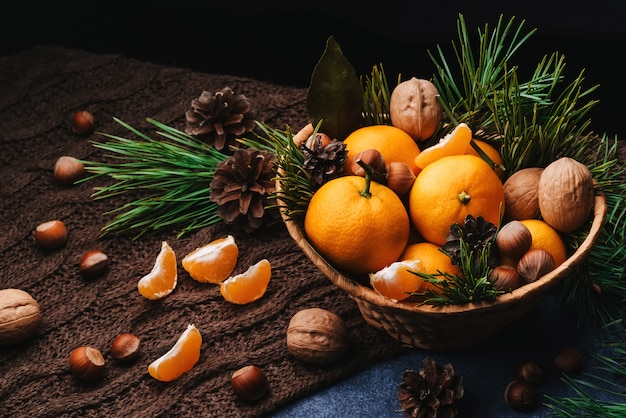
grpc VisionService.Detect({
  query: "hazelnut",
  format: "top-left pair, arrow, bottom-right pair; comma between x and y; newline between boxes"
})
231,365 -> 269,401
54,156 -> 85,185
504,380 -> 537,411
496,220 -> 532,259
385,161 -> 416,196
35,220 -> 67,250
554,347 -> 582,373
514,361 -> 543,386
304,132 -> 332,149
488,265 -> 522,291
286,307 -> 349,365
111,333 -> 141,361
79,249 -> 110,279
71,110 -> 95,135
351,149 -> 386,177
517,248 -> 556,282
69,346 -> 105,381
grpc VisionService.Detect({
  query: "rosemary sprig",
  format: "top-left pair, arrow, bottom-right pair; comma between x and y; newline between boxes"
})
80,118 -> 228,238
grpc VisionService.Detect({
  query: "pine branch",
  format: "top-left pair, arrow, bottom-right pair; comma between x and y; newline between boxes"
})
80,118 -> 228,238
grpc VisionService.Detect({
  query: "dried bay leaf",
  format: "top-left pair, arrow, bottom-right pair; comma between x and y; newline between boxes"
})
306,36 -> 363,140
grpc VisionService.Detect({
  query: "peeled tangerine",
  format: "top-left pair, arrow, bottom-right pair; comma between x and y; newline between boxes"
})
148,324 -> 202,382
220,259 -> 271,305
138,241 -> 177,300
182,235 -> 239,284
369,259 -> 425,301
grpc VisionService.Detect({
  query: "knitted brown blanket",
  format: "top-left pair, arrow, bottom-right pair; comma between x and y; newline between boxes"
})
0,46 -> 409,417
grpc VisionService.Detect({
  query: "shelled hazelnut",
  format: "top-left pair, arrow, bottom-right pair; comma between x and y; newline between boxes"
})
79,250 -> 110,279
35,220 -> 67,250
231,365 -> 268,401
69,346 -> 105,382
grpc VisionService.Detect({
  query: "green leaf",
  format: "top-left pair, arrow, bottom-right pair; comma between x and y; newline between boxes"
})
306,36 -> 364,140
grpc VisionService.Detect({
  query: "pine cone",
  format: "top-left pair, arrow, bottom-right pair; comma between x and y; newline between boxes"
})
442,214 -> 499,269
397,357 -> 464,418
301,133 -> 348,188
185,87 -> 257,151
209,148 -> 278,232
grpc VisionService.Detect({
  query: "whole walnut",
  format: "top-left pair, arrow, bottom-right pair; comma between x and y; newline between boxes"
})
538,157 -> 595,233
286,307 -> 349,365
0,288 -> 41,346
390,77 -> 442,141
503,167 -> 544,221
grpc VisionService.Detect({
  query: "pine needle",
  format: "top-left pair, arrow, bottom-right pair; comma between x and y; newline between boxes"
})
80,118 -> 228,239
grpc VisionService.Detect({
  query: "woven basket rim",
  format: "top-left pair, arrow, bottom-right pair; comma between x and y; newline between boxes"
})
278,124 -> 608,315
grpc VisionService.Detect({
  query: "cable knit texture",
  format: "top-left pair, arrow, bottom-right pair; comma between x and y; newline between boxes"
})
0,46 -> 409,417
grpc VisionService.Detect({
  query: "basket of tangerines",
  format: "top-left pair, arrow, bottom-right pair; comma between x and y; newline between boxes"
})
258,29 -> 611,350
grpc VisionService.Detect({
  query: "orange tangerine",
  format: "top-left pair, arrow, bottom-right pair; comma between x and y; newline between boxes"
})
304,175 -> 410,275
400,242 -> 462,292
182,235 -> 238,284
414,123 -> 472,170
409,154 -> 505,246
138,241 -> 177,300
519,219 -> 567,266
148,324 -> 202,382
343,125 -> 421,175
465,139 -> 505,180
369,259 -> 425,301
220,259 -> 271,304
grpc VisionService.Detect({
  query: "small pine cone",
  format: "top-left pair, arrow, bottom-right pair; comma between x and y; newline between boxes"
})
397,357 -> 464,418
210,147 -> 278,233
301,133 -> 348,188
185,87 -> 257,151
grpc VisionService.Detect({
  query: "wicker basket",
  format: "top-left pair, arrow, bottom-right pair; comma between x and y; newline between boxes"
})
278,124 -> 608,350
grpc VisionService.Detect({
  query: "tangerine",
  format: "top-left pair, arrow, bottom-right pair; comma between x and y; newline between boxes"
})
414,123 -> 472,170
519,219 -> 567,266
138,241 -> 177,300
220,259 -> 271,304
465,139 -> 505,180
369,259 -> 425,301
343,125 -> 421,176
182,235 -> 238,284
304,175 -> 410,275
409,154 -> 505,246
148,324 -> 202,382
400,241 -> 463,280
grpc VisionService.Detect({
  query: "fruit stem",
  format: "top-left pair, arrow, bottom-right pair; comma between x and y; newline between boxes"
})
355,159 -> 381,198
458,190 -> 471,204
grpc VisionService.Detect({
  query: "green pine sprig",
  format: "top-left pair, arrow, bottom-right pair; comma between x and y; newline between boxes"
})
80,118 -> 228,239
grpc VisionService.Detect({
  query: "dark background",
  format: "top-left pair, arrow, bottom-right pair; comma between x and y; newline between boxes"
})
3,1 -> 625,137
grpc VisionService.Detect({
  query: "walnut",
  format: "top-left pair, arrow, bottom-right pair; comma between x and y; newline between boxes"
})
0,288 -> 41,346
390,77 -> 442,141
286,308 -> 349,365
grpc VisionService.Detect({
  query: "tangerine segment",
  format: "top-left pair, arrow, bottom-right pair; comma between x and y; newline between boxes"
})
148,324 -> 202,382
409,154 -> 505,246
519,219 -> 567,266
343,125 -> 421,175
138,241 -> 177,300
400,242 -> 463,293
220,259 -> 271,305
414,123 -> 472,170
369,259 -> 425,301
182,235 -> 238,284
